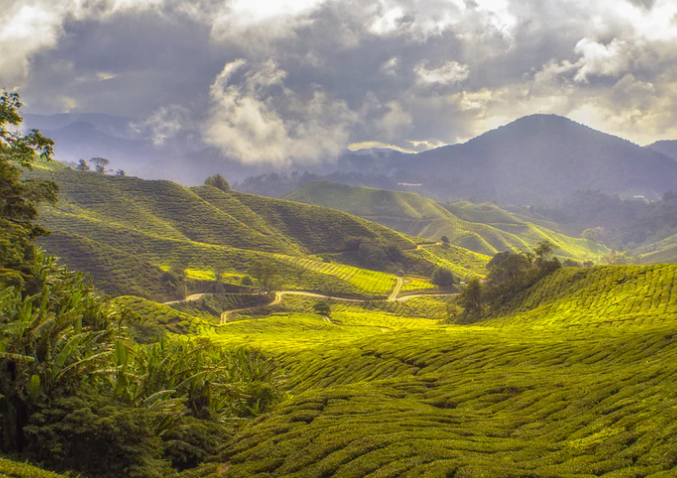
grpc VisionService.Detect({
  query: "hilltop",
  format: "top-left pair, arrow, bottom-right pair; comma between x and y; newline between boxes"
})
237,115 -> 677,205
284,181 -> 608,260
28,163 -> 487,301
395,115 -> 677,203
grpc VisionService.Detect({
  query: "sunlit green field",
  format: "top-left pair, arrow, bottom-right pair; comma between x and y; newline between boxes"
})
182,264 -> 677,477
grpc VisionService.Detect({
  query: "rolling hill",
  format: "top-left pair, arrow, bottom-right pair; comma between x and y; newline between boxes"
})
28,163 -> 486,301
173,262 -> 677,477
284,181 -> 609,260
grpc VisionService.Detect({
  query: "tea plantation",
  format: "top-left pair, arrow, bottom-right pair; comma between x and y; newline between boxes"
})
28,165 -> 481,301
183,264 -> 677,477
13,163 -> 677,478
284,181 -> 609,260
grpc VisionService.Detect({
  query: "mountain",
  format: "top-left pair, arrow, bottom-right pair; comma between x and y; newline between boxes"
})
390,115 -> 677,203
647,139 -> 677,162
28,113 -> 677,205
238,115 -> 677,205
284,181 -> 608,260
29,163 -> 486,300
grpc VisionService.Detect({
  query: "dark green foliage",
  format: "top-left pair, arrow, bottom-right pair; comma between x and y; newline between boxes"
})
459,277 -> 483,322
162,268 -> 187,299
431,267 -> 456,288
204,174 -> 230,193
0,92 -> 58,280
25,391 -> 172,478
241,275 -> 253,286
313,301 -> 331,317
0,252 -> 114,453
163,416 -> 233,471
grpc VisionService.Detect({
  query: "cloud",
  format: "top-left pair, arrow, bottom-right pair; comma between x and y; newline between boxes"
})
131,104 -> 193,146
5,0 -> 677,163
573,38 -> 633,82
204,59 -> 358,165
415,61 -> 470,86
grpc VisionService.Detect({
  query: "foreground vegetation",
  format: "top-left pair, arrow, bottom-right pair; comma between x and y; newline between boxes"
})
0,94 -> 281,478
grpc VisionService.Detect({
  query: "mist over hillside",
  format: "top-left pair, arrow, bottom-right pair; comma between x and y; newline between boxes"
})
33,113 -> 677,206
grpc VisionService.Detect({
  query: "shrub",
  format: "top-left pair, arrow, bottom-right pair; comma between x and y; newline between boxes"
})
204,174 -> 230,193
431,267 -> 457,288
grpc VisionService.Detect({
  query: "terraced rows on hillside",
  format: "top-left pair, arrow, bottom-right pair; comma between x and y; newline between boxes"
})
284,181 -> 609,260
29,165 -> 440,300
188,264 -> 677,477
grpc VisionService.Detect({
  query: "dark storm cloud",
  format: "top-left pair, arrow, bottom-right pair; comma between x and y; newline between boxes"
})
3,0 -> 677,163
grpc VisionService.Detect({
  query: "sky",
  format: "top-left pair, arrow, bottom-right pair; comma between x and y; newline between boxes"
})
2,0 -> 677,165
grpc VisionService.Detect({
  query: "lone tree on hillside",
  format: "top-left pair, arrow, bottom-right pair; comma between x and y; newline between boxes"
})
313,301 -> 331,317
431,267 -> 456,288
115,169 -> 125,176
90,157 -> 110,173
76,159 -> 90,172
205,174 -> 230,192
440,235 -> 450,247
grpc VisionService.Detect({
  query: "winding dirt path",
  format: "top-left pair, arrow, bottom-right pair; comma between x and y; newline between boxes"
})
217,280 -> 458,324
388,277 -> 404,302
163,293 -> 207,306
220,290 -> 366,324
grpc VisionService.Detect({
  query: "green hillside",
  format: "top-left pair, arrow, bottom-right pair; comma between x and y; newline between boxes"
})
180,263 -> 677,477
29,165 -> 481,300
284,181 -> 608,260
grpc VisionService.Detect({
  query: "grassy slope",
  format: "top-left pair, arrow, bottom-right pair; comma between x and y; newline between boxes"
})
30,166 -> 464,300
186,264 -> 677,477
284,181 -> 609,260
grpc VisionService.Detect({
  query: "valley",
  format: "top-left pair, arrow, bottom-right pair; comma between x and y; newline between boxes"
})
3,96 -> 677,478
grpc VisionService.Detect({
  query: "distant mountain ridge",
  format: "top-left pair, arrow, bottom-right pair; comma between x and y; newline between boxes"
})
25,112 -> 677,204
389,115 -> 677,203
648,140 -> 677,162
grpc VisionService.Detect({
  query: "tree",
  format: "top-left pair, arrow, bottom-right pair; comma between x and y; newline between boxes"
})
90,157 -> 110,173
440,235 -> 450,247
249,260 -> 281,292
313,301 -> 331,317
241,276 -> 253,286
76,159 -> 90,172
115,169 -> 125,176
459,278 -> 483,322
431,267 -> 456,288
0,92 -> 58,280
204,174 -> 230,192
444,301 -> 460,324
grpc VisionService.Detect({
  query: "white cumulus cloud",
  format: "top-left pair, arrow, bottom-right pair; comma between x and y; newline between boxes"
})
204,59 -> 358,165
